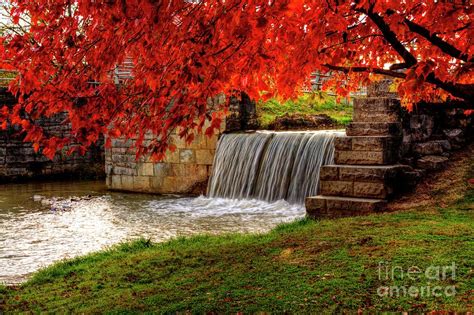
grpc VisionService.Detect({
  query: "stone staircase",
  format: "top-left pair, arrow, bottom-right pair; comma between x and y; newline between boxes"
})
306,94 -> 411,218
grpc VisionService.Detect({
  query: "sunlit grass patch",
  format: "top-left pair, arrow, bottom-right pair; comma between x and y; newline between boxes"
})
257,93 -> 353,128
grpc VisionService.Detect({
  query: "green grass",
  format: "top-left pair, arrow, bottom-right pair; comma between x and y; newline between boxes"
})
257,93 -> 353,128
1,157 -> 473,313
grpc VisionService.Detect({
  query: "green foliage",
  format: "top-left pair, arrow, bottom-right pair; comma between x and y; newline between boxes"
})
257,93 -> 353,128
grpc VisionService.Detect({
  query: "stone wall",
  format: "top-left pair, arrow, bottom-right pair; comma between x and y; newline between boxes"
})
106,94 -> 258,194
0,89 -> 104,181
399,103 -> 472,175
105,129 -> 220,195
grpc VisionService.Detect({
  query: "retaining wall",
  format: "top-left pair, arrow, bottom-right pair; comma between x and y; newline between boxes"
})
0,89 -> 104,181
106,129 -> 221,195
106,93 -> 258,194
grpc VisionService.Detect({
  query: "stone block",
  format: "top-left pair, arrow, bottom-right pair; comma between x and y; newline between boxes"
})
190,134 -> 209,150
170,134 -> 188,148
105,164 -> 113,175
306,196 -> 387,218
6,155 -> 25,163
336,165 -> 393,182
353,97 -> 401,113
138,163 -> 154,176
179,149 -> 196,164
320,180 -> 353,196
336,136 -> 397,152
195,149 -> 215,165
319,167 -> 402,199
346,122 -> 402,137
106,175 -> 112,188
111,175 -> 121,188
305,195 -> 326,211
163,149 -> 179,163
154,163 -> 172,177
167,164 -> 208,179
334,137 -> 352,151
111,154 -> 134,164
149,176 -> 164,190
206,134 -> 219,149
409,115 -> 435,142
120,175 -> 135,190
112,138 -> 134,148
170,164 -> 187,177
111,147 -> 128,155
416,155 -> 449,170
161,176 -> 180,193
353,182 -> 389,199
353,111 -> 400,123
443,129 -> 464,144
133,176 -> 151,191
413,141 -> 449,156
189,164 -> 209,178
171,134 -> 211,150
437,140 -> 452,151
112,166 -> 136,176
352,137 -> 391,151
335,150 -> 396,165
319,166 -> 339,180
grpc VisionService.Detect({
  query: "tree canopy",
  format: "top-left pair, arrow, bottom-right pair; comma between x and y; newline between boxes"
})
0,0 -> 472,158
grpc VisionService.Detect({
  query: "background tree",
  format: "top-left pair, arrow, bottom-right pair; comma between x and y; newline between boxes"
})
0,0 -> 472,158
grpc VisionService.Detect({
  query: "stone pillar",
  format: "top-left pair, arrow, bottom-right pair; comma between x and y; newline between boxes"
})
225,92 -> 259,131
306,82 -> 412,218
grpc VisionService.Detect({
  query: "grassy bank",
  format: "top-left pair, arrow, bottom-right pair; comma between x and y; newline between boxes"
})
1,148 -> 473,313
257,93 -> 353,128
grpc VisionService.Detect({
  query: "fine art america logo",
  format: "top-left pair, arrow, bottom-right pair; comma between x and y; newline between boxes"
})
377,261 -> 456,298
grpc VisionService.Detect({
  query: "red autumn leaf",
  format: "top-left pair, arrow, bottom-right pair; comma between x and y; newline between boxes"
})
0,0 -> 471,159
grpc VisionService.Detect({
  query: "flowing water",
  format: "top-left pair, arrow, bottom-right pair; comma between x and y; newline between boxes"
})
1,129 -> 343,284
0,180 -> 303,284
208,130 -> 344,203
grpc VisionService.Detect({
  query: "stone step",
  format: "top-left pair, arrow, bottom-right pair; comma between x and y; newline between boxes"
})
346,122 -> 402,137
353,98 -> 401,123
319,164 -> 412,199
335,136 -> 398,152
353,97 -> 401,112
320,179 -> 391,199
306,195 -> 387,218
320,164 -> 411,182
353,111 -> 401,123
334,149 -> 397,165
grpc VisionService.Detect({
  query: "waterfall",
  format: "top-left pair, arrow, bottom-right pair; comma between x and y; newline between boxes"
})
208,130 -> 344,204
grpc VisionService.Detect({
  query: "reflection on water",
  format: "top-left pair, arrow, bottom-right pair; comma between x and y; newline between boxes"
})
0,180 -> 304,284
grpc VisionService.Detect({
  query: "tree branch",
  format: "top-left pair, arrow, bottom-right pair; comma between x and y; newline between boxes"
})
324,64 -> 474,103
404,19 -> 472,62
356,7 -> 418,67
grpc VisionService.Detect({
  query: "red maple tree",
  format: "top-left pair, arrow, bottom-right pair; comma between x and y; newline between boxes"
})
0,0 -> 472,159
